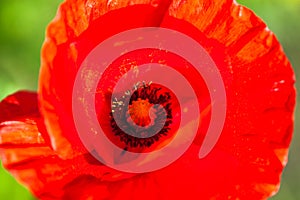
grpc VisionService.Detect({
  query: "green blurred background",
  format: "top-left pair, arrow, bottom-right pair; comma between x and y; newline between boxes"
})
0,0 -> 299,199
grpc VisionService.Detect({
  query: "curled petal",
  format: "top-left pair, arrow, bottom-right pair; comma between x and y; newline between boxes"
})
0,92 -> 135,199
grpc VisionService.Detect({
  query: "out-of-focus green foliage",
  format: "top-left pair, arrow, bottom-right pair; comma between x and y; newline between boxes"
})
0,0 -> 299,199
0,0 -> 62,100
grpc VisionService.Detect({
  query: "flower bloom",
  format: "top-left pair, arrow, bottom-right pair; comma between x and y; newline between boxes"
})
0,0 -> 296,199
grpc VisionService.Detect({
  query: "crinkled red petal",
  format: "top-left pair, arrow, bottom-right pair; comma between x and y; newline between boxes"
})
0,0 -> 295,199
0,91 -> 137,199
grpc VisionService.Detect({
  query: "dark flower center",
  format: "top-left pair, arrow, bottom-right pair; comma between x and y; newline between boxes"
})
109,82 -> 179,152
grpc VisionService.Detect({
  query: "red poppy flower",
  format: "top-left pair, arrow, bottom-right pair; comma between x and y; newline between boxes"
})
0,0 -> 296,199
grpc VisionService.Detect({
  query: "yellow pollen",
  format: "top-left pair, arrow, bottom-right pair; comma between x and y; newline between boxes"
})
129,98 -> 153,126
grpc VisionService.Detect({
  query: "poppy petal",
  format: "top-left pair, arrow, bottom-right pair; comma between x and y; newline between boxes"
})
1,0 -> 296,199
0,91 -> 137,199
39,0 -> 176,158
